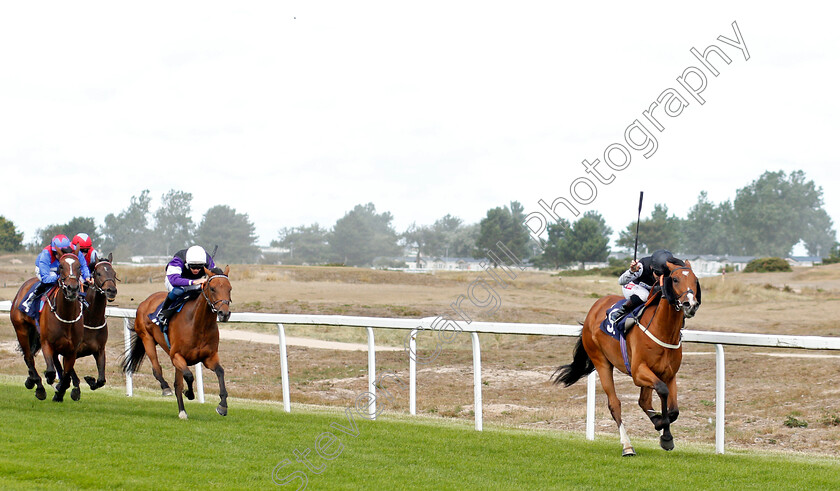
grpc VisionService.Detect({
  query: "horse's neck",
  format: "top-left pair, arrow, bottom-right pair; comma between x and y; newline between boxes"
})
86,288 -> 106,322
650,296 -> 683,344
191,292 -> 218,332
54,289 -> 80,318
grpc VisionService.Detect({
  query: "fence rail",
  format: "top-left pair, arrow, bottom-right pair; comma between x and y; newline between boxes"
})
3,300 -> 840,454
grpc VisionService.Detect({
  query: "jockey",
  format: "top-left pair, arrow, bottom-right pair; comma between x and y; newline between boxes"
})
153,245 -> 216,327
19,234 -> 92,313
71,233 -> 101,269
609,249 -> 674,324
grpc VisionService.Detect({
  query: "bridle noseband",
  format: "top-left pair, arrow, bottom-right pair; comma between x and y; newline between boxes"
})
201,274 -> 231,314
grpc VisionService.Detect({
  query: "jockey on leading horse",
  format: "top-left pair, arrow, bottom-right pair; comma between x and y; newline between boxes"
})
19,234 -> 92,314
152,245 -> 216,328
608,248 -> 674,327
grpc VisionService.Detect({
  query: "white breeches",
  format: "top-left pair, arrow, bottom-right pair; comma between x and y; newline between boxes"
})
622,282 -> 650,301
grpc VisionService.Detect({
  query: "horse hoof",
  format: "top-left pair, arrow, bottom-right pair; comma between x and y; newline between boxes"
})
35,388 -> 46,400
216,405 -> 228,417
71,388 -> 81,401
179,411 -> 188,420
185,390 -> 195,401
85,376 -> 97,390
162,388 -> 173,397
45,372 -> 56,385
25,378 -> 35,390
52,393 -> 64,403
660,435 -> 675,451
622,447 -> 636,457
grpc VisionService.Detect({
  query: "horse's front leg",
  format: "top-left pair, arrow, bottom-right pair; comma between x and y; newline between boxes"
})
638,387 -> 665,429
41,343 -> 58,387
68,367 -> 81,401
204,353 -> 228,416
170,353 -> 193,419
666,377 -> 679,424
632,364 -> 674,451
85,349 -> 106,390
53,353 -> 77,402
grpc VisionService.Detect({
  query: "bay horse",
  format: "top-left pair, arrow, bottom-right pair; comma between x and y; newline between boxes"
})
122,266 -> 232,419
553,258 -> 701,456
76,254 -> 118,390
9,252 -> 86,402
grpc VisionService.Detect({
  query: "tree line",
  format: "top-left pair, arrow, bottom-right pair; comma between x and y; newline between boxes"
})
0,170 -> 836,267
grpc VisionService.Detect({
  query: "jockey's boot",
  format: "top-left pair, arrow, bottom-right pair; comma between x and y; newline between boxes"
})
155,296 -> 177,327
608,303 -> 630,325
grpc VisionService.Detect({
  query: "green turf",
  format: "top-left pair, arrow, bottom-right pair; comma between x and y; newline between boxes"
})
0,377 -> 837,490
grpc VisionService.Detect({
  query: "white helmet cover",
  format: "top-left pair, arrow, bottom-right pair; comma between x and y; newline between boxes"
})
185,245 -> 207,267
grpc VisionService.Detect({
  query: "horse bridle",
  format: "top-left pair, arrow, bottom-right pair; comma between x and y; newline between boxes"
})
50,254 -> 84,323
92,260 -> 118,296
201,274 -> 231,314
667,266 -> 697,311
57,254 -> 81,299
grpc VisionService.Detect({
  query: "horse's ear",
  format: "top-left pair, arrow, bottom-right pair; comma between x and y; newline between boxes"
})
108,252 -> 113,263
224,265 -> 230,276
685,260 -> 692,269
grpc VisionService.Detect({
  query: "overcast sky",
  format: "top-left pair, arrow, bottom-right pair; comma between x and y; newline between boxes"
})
1,2 -> 838,252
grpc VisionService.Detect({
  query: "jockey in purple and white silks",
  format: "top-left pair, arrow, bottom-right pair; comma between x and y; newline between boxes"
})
19,234 -> 92,313
153,245 -> 216,327
609,249 -> 674,325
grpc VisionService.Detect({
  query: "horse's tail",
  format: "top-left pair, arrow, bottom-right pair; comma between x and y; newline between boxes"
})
552,335 -> 594,387
121,329 -> 146,374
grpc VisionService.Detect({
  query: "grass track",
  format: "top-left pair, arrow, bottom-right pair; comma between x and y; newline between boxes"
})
0,378 -> 837,490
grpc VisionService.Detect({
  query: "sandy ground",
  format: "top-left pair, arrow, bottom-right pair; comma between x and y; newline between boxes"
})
2,255 -> 840,456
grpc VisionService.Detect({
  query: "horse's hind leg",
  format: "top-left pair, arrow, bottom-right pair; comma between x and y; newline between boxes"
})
17,329 -> 45,400
593,359 -> 635,456
140,334 -> 172,396
204,353 -> 228,416
85,349 -> 106,390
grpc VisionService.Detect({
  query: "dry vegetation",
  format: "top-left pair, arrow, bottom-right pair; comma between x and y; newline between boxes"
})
2,254 -> 840,456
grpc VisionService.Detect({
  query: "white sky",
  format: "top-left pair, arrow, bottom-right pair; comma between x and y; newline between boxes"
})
1,1 -> 838,251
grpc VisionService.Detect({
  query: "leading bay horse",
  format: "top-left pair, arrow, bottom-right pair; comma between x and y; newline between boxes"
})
122,266 -> 232,419
9,252 -> 86,402
553,258 -> 701,456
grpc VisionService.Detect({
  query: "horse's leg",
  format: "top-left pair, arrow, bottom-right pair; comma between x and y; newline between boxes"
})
53,353 -> 76,402
52,353 -> 63,386
41,342 -> 57,387
19,330 -> 46,400
85,348 -> 106,390
140,334 -> 172,396
666,377 -> 679,424
632,364 -> 674,451
638,387 -> 665,429
204,353 -> 228,416
592,356 -> 635,456
68,367 -> 81,401
182,365 -> 195,401
171,354 -> 191,419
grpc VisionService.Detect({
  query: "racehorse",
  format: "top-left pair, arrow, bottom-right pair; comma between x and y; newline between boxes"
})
553,258 -> 701,456
122,266 -> 232,419
9,252 -> 86,402
76,254 -> 118,390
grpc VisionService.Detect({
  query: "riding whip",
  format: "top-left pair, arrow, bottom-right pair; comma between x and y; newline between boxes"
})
633,191 -> 644,261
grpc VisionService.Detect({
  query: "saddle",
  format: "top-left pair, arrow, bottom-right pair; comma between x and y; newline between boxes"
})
147,289 -> 202,330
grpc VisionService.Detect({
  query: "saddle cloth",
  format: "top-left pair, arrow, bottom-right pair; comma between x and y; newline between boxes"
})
599,299 -> 647,341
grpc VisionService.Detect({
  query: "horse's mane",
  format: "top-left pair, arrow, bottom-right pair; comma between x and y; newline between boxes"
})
666,257 -> 686,267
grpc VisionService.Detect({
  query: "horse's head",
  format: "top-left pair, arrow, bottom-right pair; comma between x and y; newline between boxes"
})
661,258 -> 701,318
93,253 -> 118,302
202,265 -> 232,322
58,252 -> 83,301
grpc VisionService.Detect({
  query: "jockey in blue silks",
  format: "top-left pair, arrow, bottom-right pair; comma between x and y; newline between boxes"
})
19,234 -> 92,313
152,245 -> 216,328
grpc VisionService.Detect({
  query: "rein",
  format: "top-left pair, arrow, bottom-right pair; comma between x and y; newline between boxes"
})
201,274 -> 231,314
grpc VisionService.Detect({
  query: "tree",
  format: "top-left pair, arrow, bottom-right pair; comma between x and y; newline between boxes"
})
731,170 -> 836,256
402,214 -> 472,260
682,192 -> 735,254
153,189 -> 195,256
617,204 -> 682,255
329,203 -> 401,266
475,201 -> 531,263
34,216 -> 99,249
195,205 -> 260,264
0,216 -> 23,252
533,219 -> 571,269
99,190 -> 153,257
272,224 -> 334,265
564,212 -> 612,269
